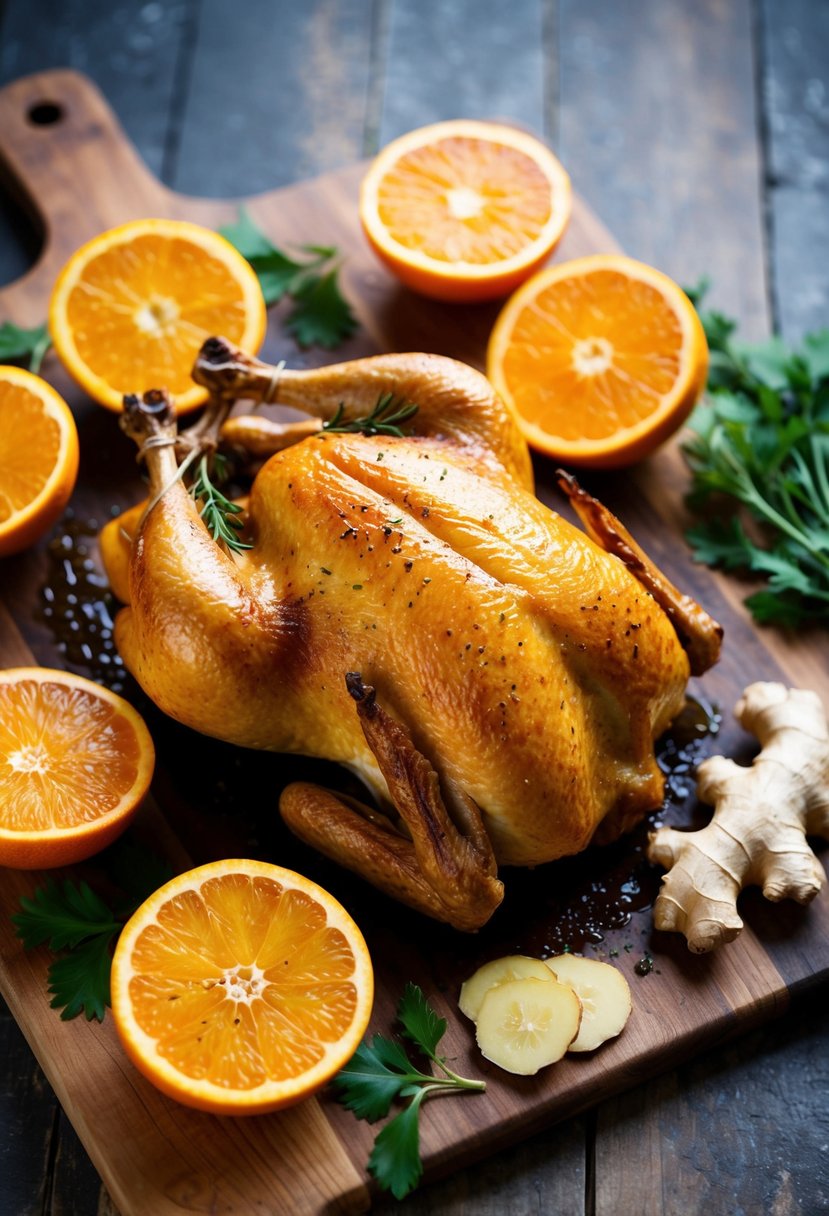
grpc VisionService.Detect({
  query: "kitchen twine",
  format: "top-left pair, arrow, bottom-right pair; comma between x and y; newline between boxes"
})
133,440 -> 200,534
261,359 -> 286,406
128,359 -> 286,531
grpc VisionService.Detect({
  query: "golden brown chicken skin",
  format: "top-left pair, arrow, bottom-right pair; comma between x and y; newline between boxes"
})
102,341 -> 720,931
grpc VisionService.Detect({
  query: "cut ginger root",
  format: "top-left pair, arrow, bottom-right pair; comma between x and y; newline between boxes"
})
648,682 -> 829,953
458,955 -> 554,1021
544,955 -> 632,1052
475,977 -> 582,1076
460,952 -> 633,1074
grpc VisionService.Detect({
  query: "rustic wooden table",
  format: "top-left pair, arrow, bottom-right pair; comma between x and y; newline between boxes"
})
1,1 -> 827,1213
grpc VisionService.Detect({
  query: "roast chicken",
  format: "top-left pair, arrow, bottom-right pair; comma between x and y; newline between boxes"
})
100,338 -> 722,931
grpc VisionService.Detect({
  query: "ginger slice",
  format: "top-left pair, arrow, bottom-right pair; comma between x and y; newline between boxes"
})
648,682 -> 829,953
475,977 -> 582,1075
459,955 -> 555,1021
544,955 -> 632,1052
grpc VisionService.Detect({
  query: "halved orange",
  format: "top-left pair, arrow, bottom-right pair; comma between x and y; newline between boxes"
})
0,668 -> 155,869
0,367 -> 79,558
49,219 -> 267,415
487,254 -> 709,468
360,120 -> 571,302
110,860 -> 374,1115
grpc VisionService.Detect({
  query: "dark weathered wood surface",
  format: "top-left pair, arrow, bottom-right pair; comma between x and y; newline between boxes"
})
1,2 -> 828,1213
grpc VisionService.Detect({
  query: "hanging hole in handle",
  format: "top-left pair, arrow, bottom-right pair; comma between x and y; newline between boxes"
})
28,101 -> 64,126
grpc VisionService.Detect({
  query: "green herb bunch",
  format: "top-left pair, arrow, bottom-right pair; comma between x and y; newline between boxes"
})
332,983 -> 485,1199
683,281 -> 829,627
220,209 -> 358,349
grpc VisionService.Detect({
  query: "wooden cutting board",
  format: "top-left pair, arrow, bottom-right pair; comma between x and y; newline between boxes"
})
1,70 -> 827,1216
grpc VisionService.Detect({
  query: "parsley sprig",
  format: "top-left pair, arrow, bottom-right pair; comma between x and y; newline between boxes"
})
683,280 -> 829,627
12,842 -> 173,1021
189,453 -> 252,554
0,320 -> 52,373
332,983 -> 485,1199
322,392 -> 418,438
220,208 -> 358,348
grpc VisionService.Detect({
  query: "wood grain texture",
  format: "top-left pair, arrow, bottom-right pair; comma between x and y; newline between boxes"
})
558,0 -> 769,341
0,0 -> 193,182
761,0 -> 829,340
377,0 -> 548,145
0,2 -> 821,1206
0,0 -> 196,290
0,1010 -> 54,1214
374,1116 -> 589,1216
559,5 -> 829,1214
594,1005 -> 829,1216
173,0 -> 376,197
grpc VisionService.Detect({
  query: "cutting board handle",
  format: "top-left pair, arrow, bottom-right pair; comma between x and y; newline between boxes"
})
0,70 -> 172,320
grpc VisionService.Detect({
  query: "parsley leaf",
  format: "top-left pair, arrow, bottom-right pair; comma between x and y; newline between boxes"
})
802,330 -> 829,381
333,1035 -> 420,1121
13,841 -> 173,1022
219,208 -> 281,263
220,208 -> 358,347
13,880 -> 119,1022
284,267 -> 358,349
331,984 -> 484,1199
685,516 -> 755,570
398,980 -> 446,1058
48,934 -> 115,1022
13,879 -> 119,952
368,1090 -> 428,1200
682,283 -> 829,627
0,321 -> 52,373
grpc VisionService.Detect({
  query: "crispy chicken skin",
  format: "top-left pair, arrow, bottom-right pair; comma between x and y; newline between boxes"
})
101,340 -> 721,930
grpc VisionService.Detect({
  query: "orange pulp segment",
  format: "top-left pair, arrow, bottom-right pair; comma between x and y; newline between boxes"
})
49,218 -> 267,414
110,860 -> 374,1115
487,254 -> 709,468
0,668 -> 154,869
0,367 -> 79,558
360,120 -> 572,302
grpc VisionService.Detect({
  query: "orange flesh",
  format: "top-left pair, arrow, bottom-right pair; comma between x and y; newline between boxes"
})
65,234 -> 254,396
128,874 -> 360,1088
0,679 -> 141,831
500,269 -> 685,440
377,136 -> 554,263
0,382 -> 62,522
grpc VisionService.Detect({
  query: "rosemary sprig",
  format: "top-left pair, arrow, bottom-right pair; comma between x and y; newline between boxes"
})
322,392 -> 418,438
189,453 -> 252,554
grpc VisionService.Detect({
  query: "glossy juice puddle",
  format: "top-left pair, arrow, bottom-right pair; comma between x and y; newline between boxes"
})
38,512 -> 128,693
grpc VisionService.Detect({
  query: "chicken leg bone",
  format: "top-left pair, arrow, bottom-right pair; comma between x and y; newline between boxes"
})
191,336 -> 534,487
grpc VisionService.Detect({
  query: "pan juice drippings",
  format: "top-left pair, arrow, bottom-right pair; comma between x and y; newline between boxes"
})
489,694 -> 721,958
38,512 -> 127,694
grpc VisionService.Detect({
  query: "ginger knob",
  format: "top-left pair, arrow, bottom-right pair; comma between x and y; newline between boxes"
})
648,682 -> 829,953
